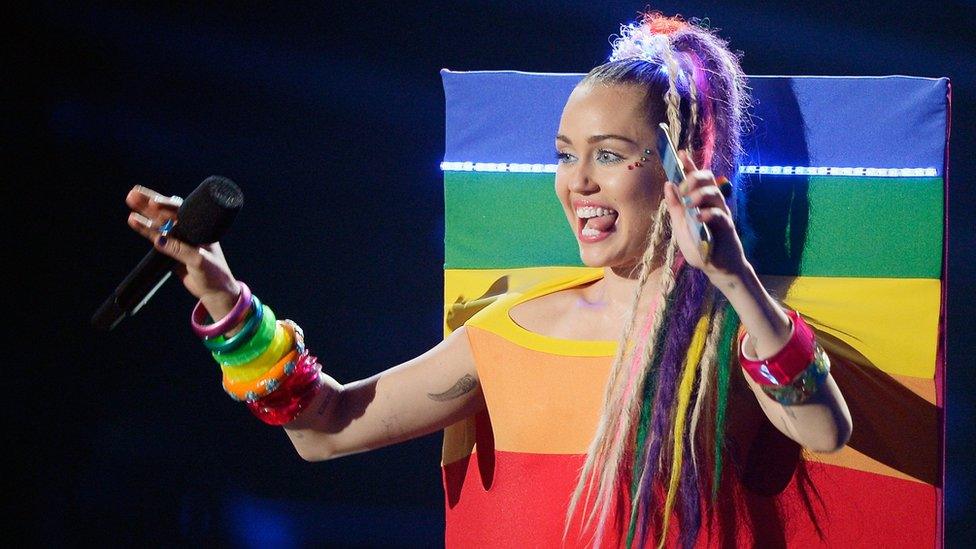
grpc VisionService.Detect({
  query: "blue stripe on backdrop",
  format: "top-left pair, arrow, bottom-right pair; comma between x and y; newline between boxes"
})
442,71 -> 949,175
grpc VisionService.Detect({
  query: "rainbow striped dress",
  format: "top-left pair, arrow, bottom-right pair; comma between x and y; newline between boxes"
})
440,269 -> 940,548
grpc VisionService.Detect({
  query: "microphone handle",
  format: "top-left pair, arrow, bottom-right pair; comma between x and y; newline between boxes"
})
91,250 -> 178,331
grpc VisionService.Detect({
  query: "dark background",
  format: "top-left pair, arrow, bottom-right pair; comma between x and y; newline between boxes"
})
10,1 -> 974,546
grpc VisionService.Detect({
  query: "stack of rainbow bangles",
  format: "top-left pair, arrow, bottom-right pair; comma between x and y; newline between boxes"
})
191,281 -> 326,425
738,309 -> 830,405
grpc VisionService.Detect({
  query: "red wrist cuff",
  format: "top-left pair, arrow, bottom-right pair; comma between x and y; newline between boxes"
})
738,309 -> 815,386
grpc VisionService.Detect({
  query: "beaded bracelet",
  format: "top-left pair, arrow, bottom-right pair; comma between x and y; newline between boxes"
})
203,296 -> 265,354
760,345 -> 831,405
213,304 -> 278,366
738,309 -> 815,387
191,281 -> 252,338
259,350 -> 320,405
247,353 -> 326,425
222,348 -> 300,402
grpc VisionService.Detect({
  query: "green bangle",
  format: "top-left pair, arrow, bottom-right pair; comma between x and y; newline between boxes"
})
203,296 -> 265,353
213,303 -> 278,366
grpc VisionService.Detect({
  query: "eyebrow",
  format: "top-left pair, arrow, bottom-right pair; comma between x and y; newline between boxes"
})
556,134 -> 639,146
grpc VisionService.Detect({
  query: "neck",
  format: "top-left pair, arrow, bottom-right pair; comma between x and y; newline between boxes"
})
580,263 -> 663,316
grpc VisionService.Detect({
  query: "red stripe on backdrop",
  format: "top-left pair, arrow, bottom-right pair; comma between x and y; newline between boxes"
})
442,450 -> 937,548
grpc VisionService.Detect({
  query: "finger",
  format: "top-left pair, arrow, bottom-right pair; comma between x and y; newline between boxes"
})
697,206 -> 733,228
127,210 -> 179,241
153,233 -> 200,266
125,185 -> 184,217
677,150 -> 699,173
680,170 -> 718,195
663,178 -> 682,208
682,185 -> 729,212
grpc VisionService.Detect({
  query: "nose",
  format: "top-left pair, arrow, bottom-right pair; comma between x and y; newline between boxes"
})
567,160 -> 598,194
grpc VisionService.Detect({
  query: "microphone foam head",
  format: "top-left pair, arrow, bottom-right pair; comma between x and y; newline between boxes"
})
172,175 -> 244,245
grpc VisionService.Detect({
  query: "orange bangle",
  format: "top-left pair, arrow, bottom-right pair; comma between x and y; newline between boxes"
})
222,348 -> 300,402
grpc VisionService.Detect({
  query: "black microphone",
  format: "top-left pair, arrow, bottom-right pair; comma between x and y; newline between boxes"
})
91,175 -> 244,331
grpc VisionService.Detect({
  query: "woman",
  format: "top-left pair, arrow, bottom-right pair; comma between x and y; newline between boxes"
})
125,12 -> 851,548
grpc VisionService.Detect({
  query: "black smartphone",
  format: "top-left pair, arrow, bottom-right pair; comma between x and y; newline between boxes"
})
657,122 -> 711,261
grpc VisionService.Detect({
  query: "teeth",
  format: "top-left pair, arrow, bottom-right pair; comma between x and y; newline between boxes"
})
581,227 -> 601,237
575,206 -> 616,219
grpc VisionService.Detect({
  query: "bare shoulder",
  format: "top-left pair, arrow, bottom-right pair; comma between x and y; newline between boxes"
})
508,287 -> 580,333
510,284 -> 622,341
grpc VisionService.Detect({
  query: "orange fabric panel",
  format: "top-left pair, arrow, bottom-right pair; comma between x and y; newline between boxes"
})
465,325 -> 612,454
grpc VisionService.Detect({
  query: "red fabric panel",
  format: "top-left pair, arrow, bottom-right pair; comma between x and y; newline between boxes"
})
443,450 -> 937,548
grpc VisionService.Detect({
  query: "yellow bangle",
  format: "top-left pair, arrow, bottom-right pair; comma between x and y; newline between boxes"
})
221,321 -> 295,383
222,348 -> 300,402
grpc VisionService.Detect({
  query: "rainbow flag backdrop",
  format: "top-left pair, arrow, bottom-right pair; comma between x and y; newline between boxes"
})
439,70 -> 949,547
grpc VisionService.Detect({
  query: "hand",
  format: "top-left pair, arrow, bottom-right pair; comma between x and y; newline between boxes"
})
662,151 -> 749,281
125,185 -> 241,316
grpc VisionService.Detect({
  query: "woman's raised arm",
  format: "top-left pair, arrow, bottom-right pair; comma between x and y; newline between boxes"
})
664,156 -> 852,454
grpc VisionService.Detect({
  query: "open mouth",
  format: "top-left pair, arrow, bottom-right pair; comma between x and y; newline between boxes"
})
575,204 -> 618,242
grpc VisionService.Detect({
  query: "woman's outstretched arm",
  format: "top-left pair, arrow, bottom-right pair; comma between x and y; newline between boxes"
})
125,185 -> 485,462
284,326 -> 484,461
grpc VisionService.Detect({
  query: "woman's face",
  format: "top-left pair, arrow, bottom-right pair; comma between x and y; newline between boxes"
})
555,83 -> 664,273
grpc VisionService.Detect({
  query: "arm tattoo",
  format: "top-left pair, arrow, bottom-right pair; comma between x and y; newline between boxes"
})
427,374 -> 477,402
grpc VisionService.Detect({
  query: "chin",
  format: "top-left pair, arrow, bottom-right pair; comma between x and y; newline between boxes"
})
578,251 -> 621,269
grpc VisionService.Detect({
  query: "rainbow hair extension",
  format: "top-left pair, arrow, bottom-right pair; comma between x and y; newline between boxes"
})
658,310 -> 712,548
630,267 -> 710,548
713,303 -> 741,500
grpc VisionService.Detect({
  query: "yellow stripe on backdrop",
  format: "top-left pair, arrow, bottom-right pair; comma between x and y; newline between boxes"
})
763,275 -> 940,379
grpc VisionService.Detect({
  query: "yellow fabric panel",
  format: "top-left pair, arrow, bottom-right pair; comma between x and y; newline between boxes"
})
765,276 -> 941,379
445,267 -> 617,357
444,266 -> 600,336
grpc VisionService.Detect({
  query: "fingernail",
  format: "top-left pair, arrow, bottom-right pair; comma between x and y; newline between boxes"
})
153,194 -> 183,207
159,218 -> 175,235
157,235 -> 167,246
132,212 -> 153,228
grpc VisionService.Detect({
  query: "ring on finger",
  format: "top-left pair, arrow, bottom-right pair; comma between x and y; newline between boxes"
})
159,218 -> 175,237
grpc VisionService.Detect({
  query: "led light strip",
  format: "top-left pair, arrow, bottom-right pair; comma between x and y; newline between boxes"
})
440,161 -> 558,173
440,162 -> 938,177
738,165 -> 938,177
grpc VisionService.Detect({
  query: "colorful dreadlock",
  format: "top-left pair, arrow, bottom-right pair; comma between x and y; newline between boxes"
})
563,11 -> 750,549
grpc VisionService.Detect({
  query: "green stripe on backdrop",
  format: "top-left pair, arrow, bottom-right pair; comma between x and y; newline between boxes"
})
743,175 -> 943,278
445,172 -> 943,278
444,172 -> 581,269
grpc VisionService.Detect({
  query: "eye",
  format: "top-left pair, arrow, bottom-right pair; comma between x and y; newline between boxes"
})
555,151 -> 576,164
596,149 -> 623,164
